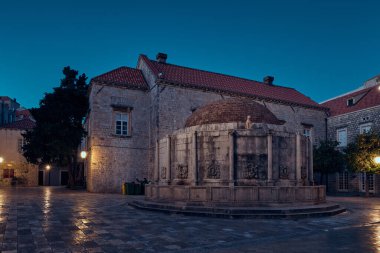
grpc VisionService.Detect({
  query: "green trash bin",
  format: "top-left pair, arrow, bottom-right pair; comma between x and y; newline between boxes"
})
134,184 -> 142,195
126,182 -> 135,195
141,183 -> 146,195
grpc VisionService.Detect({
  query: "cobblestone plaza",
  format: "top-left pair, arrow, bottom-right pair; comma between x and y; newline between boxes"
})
0,187 -> 378,252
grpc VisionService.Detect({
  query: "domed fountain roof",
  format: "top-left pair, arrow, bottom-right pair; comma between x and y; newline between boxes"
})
185,98 -> 284,127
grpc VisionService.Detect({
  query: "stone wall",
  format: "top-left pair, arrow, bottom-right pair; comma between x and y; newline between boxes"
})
145,185 -> 326,205
0,128 -> 38,186
264,102 -> 327,144
327,105 -> 380,144
86,83 -> 151,192
324,172 -> 380,197
157,123 -> 313,188
138,57 -> 163,178
155,84 -> 328,145
324,106 -> 380,196
87,59 -> 327,193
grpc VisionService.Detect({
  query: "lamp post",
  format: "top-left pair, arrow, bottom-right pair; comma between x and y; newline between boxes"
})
46,165 -> 51,186
80,151 -> 87,187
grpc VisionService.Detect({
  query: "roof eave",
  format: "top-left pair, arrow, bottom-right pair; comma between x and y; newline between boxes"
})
91,80 -> 149,92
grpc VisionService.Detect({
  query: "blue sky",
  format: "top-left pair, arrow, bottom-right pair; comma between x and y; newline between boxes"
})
0,0 -> 379,108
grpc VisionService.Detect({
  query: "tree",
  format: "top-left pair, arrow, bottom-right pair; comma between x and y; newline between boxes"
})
313,140 -> 345,191
345,132 -> 380,196
22,66 -> 89,188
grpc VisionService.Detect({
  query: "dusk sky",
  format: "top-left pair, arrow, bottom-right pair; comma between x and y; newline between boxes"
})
1,0 -> 379,108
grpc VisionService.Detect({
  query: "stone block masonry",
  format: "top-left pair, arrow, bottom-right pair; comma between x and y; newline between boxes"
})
85,54 -> 328,193
327,105 -> 380,144
86,83 -> 150,192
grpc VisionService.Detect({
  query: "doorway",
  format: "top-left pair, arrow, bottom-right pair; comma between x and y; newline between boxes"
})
60,171 -> 69,185
38,171 -> 44,186
360,173 -> 375,193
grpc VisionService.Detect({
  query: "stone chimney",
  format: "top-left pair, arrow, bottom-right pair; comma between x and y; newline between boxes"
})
156,53 -> 168,63
263,76 -> 274,85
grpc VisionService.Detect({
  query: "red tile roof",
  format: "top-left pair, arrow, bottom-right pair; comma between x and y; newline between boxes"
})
91,54 -> 327,110
321,85 -> 380,116
138,55 -> 326,110
1,118 -> 36,130
91,67 -> 148,90
16,109 -> 32,119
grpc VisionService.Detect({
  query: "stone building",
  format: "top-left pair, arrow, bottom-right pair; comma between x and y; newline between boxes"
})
0,96 -> 19,126
321,74 -> 380,195
85,53 -> 329,193
143,98 -> 326,207
0,117 -> 38,186
0,96 -> 68,187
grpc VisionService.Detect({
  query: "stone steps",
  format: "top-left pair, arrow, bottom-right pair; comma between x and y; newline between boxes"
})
129,200 -> 346,219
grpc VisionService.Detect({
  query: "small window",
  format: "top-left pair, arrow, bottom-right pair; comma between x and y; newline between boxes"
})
3,169 -> 14,179
337,128 -> 347,147
360,123 -> 372,134
360,173 -> 375,192
18,138 -> 24,153
362,116 -> 370,122
347,98 -> 355,106
338,171 -> 349,191
303,128 -> 311,138
115,112 -> 130,136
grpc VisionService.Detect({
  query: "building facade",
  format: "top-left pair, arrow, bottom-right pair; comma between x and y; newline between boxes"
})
0,96 -> 19,126
0,118 -> 38,186
85,53 -> 329,193
0,97 -> 69,187
321,75 -> 380,195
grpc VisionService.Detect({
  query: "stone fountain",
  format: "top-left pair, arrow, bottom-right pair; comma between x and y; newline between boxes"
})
132,99 -> 345,217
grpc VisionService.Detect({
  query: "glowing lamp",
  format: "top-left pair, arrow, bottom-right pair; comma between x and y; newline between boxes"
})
80,151 -> 87,159
0,157 -> 3,164
374,156 -> 380,164
46,165 -> 51,170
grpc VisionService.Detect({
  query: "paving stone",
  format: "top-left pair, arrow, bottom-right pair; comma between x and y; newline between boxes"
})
0,187 -> 379,252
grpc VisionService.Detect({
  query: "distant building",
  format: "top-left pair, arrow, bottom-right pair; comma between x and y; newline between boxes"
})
321,75 -> 380,195
0,115 -> 38,186
84,53 -> 329,193
0,97 -> 70,187
0,96 -> 19,126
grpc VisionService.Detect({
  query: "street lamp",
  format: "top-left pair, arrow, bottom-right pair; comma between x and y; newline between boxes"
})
80,151 -> 87,159
374,156 -> 380,164
46,165 -> 51,186
80,151 -> 88,187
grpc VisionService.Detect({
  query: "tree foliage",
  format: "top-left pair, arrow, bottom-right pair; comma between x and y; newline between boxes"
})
313,140 -> 345,174
345,132 -> 380,174
22,67 -> 89,186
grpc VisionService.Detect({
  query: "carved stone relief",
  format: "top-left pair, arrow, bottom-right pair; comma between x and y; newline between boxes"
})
244,163 -> 259,179
176,164 -> 188,179
279,165 -> 289,179
206,160 -> 220,179
238,154 -> 267,180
